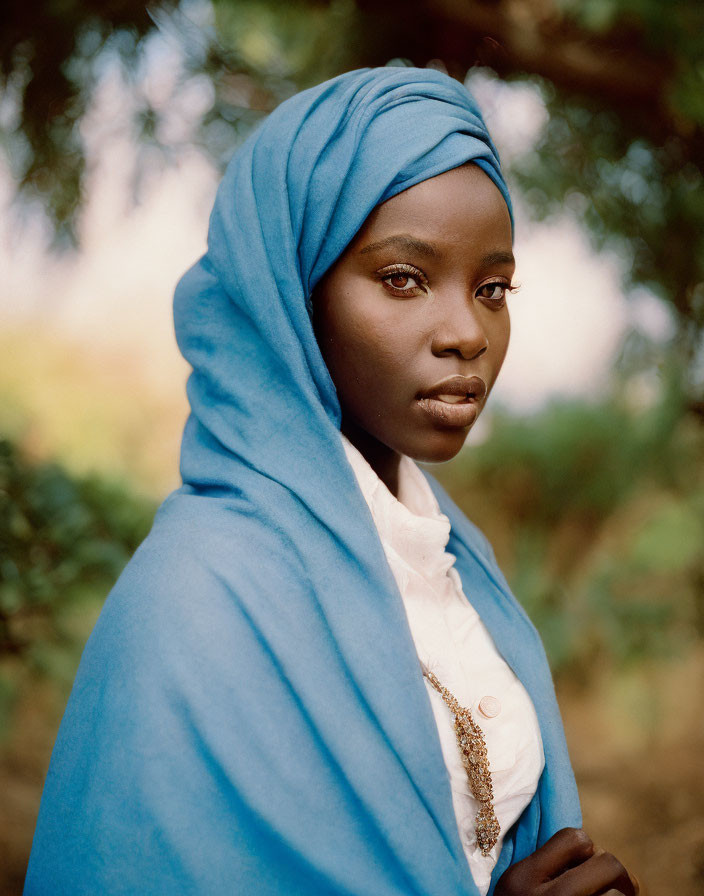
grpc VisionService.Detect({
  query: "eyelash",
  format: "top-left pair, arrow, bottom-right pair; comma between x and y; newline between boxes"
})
378,264 -> 520,305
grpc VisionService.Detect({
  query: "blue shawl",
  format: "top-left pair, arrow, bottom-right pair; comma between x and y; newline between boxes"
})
25,67 -> 580,895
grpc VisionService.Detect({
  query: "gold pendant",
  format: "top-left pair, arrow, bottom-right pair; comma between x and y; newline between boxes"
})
453,710 -> 500,855
423,667 -> 500,856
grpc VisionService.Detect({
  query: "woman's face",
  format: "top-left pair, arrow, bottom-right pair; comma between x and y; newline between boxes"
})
312,163 -> 514,466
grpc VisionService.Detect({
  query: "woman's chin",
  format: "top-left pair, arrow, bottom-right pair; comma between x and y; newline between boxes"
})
405,427 -> 472,465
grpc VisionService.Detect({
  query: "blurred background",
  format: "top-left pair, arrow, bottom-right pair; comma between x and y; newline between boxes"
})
1,1 -> 703,892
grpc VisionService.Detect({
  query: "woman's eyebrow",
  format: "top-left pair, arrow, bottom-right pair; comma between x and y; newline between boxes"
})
482,250 -> 515,268
359,234 -> 439,257
359,238 -> 515,270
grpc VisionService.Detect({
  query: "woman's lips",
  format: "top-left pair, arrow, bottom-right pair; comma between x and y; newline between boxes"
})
416,374 -> 486,427
416,395 -> 480,427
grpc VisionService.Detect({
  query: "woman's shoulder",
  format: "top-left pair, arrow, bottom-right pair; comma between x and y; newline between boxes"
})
83,490 -> 310,667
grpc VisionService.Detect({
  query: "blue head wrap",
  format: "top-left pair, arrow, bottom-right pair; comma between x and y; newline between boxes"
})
26,68 -> 580,895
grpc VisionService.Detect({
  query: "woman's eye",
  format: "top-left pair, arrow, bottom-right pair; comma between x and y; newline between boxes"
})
379,265 -> 427,295
386,273 -> 417,290
477,281 -> 509,302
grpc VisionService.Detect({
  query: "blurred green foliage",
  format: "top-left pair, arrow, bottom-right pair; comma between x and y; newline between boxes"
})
436,381 -> 704,680
2,0 -> 702,367
512,89 -> 704,402
0,439 -> 154,732
0,0 -> 179,246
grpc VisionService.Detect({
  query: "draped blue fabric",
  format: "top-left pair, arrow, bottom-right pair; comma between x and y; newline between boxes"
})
25,67 -> 580,895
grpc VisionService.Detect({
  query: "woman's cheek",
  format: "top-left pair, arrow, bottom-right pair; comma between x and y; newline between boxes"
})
496,310 -> 511,366
486,311 -> 511,393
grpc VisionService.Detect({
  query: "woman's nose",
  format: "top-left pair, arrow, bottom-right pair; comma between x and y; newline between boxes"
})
431,293 -> 489,361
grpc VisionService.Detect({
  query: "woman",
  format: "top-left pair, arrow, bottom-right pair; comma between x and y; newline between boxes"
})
25,67 -> 638,895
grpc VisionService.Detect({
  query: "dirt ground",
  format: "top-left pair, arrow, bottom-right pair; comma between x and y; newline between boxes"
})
2,653 -> 703,895
558,652 -> 704,896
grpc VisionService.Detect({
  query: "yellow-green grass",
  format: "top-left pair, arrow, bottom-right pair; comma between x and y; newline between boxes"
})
0,323 -> 188,498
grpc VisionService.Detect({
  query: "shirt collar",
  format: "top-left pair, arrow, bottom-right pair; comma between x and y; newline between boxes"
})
339,432 -> 457,581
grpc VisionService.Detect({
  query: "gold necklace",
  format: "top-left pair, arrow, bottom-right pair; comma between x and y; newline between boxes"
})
421,665 -> 500,856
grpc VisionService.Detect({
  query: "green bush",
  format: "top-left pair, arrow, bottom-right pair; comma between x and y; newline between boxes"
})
0,439 -> 155,731
437,392 -> 704,678
3,385 -> 703,718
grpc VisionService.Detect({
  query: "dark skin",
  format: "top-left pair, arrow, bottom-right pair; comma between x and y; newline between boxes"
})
313,163 -> 513,498
312,163 -> 640,895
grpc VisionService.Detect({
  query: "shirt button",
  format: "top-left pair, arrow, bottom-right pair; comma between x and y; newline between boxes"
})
478,695 -> 501,719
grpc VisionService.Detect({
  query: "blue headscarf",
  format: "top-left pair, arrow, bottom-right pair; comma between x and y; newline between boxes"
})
25,68 -> 580,896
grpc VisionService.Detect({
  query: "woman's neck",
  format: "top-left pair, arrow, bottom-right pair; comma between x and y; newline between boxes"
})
341,418 -> 401,498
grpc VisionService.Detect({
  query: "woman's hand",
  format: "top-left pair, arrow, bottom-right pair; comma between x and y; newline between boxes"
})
495,827 -> 640,895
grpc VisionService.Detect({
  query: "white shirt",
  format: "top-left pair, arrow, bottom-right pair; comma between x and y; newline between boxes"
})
341,433 -> 545,895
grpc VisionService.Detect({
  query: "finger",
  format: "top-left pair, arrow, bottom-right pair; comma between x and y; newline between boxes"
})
550,850 -> 636,896
594,843 -> 645,896
529,827 -> 594,880
494,829 -> 594,895
593,848 -> 640,894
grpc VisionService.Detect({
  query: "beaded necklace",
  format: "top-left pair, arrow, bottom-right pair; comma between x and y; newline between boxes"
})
421,664 -> 500,856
